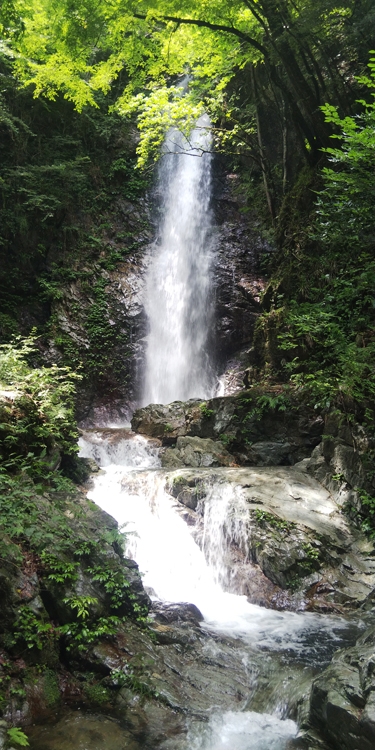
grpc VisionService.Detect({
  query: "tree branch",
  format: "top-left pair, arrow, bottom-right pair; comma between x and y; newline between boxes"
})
132,12 -> 267,57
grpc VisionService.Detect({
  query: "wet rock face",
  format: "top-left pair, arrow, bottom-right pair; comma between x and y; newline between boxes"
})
306,413 -> 375,527
131,391 -> 324,466
163,466 -> 375,611
150,601 -> 204,625
211,172 -> 268,370
0,492 -> 150,729
27,712 -> 141,750
307,625 -> 375,750
161,435 -> 237,468
46,197 -> 153,426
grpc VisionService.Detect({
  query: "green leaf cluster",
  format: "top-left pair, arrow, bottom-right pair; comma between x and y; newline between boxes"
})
260,59 -> 375,421
0,335 -> 80,471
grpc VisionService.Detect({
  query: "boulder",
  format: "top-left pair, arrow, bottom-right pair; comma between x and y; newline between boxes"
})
161,436 -> 236,468
308,626 -> 375,750
306,412 -> 375,528
163,465 -> 375,609
131,390 -> 324,465
131,400 -> 203,443
150,601 -> 204,625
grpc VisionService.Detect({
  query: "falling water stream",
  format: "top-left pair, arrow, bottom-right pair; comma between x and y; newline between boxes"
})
142,117 -> 215,405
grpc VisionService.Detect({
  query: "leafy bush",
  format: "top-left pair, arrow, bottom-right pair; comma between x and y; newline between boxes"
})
0,335 -> 80,472
316,55 -> 375,252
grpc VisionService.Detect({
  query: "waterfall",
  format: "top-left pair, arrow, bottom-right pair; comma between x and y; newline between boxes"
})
73,121 -> 358,750
142,115 -> 215,405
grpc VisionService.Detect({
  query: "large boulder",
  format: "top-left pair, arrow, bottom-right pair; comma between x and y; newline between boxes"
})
164,465 -> 375,610
131,400 -> 204,443
131,390 -> 324,466
307,626 -> 375,750
161,436 -> 237,468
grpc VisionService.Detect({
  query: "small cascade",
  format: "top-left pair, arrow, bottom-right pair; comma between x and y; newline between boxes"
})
143,116 -> 215,405
78,429 -> 160,468
80,435 -> 351,664
201,480 -> 251,591
187,710 -> 297,750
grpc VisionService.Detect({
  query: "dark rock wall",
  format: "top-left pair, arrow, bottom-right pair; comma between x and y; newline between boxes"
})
211,167 -> 269,384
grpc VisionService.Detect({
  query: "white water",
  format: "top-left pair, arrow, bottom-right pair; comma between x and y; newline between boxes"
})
79,430 -> 357,750
188,710 -> 297,750
142,116 -> 215,405
80,446 -> 347,659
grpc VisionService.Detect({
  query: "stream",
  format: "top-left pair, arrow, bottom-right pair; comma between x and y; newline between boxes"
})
77,429 -> 360,750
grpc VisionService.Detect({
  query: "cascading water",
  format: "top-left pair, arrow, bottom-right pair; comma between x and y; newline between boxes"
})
79,433 -> 358,749
142,115 -> 215,405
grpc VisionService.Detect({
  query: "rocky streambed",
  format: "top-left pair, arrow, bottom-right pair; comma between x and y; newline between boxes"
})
3,393 -> 375,750
73,406 -> 375,750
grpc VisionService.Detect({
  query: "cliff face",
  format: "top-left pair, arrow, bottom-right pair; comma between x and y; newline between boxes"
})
52,165 -> 270,424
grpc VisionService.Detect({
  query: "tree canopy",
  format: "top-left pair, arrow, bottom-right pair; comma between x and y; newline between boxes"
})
2,0 -> 374,171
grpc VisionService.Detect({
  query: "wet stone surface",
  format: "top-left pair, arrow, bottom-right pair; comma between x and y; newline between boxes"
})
163,465 -> 375,610
27,712 -> 141,750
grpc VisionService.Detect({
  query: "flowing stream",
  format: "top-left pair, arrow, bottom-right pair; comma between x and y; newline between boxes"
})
79,430 -> 358,750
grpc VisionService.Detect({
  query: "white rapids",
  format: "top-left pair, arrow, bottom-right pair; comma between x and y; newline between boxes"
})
187,710 -> 297,750
80,431 -> 353,749
80,442 -> 347,653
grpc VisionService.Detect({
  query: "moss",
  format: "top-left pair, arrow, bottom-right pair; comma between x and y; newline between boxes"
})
84,681 -> 111,705
42,670 -> 60,707
253,509 -> 295,532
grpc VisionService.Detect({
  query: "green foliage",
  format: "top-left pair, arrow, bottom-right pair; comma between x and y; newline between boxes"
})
84,681 -> 110,705
256,393 -> 290,412
110,667 -> 159,699
0,470 -> 77,561
236,390 -> 292,447
116,85 -> 205,168
199,402 -> 214,418
317,55 -> 375,252
86,562 -> 130,609
42,669 -> 60,706
0,0 -> 371,184
7,728 -> 30,747
13,606 -> 57,651
254,509 -> 295,532
349,488 -> 375,539
59,615 -> 122,652
218,433 -> 235,447
63,595 -> 98,619
301,542 -> 320,563
0,335 -> 80,468
257,58 -> 375,422
41,552 -> 79,583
